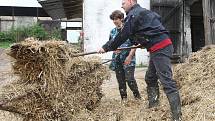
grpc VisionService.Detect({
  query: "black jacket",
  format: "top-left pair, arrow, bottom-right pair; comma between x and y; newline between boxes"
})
102,4 -> 170,52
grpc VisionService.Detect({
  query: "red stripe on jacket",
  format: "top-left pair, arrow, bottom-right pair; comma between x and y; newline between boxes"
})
149,38 -> 172,53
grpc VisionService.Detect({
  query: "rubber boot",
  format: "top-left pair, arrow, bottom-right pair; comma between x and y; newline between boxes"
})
147,86 -> 159,108
119,89 -> 127,100
167,91 -> 182,121
133,90 -> 141,100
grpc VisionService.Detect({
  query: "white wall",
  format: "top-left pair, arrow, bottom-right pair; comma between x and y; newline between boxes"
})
0,0 -> 41,7
83,0 -> 150,65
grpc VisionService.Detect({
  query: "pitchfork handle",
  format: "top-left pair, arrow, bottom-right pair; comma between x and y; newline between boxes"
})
73,45 -> 143,57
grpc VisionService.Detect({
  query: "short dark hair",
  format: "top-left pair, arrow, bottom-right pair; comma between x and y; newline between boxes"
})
110,10 -> 124,20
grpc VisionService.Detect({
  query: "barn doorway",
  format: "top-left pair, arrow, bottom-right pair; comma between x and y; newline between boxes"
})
190,0 -> 205,52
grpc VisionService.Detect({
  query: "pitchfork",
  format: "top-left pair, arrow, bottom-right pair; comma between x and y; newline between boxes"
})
72,45 -> 143,57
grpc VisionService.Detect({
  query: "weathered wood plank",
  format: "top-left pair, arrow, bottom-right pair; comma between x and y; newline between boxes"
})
203,0 -> 210,44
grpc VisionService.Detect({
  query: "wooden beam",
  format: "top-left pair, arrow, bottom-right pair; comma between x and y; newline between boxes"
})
202,0 -> 211,45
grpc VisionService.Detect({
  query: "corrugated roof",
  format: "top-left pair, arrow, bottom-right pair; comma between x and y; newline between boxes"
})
38,0 -> 82,20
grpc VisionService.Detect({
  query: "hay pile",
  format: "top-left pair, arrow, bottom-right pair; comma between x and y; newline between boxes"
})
120,45 -> 215,121
173,45 -> 215,121
0,38 -> 109,120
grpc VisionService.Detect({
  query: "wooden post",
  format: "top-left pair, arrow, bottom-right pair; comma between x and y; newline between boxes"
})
202,0 -> 211,45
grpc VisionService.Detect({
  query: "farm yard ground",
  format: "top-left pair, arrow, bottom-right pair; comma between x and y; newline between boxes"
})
0,49 -> 23,121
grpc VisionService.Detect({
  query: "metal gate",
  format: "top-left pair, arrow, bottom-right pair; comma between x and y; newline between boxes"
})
151,0 -> 183,60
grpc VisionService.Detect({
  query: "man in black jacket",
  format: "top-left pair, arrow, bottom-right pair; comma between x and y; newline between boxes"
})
98,0 -> 182,120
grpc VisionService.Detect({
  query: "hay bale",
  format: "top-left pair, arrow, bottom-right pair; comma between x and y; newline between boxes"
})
173,45 -> 215,121
0,38 -> 109,120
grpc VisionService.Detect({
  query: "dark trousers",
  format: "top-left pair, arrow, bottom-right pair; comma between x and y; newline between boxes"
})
145,45 -> 178,94
115,65 -> 139,98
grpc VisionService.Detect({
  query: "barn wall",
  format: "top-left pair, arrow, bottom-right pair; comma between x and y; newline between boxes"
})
149,0 -> 215,61
151,0 -> 185,60
0,16 -> 37,31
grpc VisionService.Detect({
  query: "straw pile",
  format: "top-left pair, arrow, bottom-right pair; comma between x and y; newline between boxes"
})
0,38 -> 109,120
123,45 -> 215,121
173,45 -> 215,121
